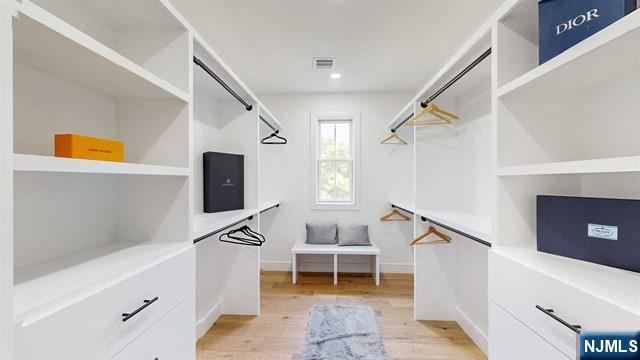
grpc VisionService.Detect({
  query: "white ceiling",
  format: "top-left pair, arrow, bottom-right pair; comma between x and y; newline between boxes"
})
170,0 -> 505,94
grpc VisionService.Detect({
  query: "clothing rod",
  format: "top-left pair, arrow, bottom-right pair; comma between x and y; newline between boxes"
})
260,115 -> 277,132
419,216 -> 492,247
193,216 -> 253,244
259,203 -> 280,213
420,48 -> 492,108
193,56 -> 253,111
391,204 -> 415,216
391,112 -> 415,133
193,203 -> 281,244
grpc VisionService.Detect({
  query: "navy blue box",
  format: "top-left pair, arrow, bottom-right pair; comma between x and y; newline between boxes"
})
537,195 -> 640,273
203,152 -> 244,213
539,0 -> 636,64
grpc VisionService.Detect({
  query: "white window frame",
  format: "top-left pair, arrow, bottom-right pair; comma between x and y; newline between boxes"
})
310,112 -> 360,210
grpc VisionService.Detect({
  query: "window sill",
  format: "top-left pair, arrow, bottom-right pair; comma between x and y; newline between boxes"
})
311,203 -> 360,211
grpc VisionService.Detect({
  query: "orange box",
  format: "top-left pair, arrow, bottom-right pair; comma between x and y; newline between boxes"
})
54,134 -> 124,162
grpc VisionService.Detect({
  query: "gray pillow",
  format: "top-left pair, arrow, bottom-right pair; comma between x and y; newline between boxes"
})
306,223 -> 338,244
338,225 -> 371,246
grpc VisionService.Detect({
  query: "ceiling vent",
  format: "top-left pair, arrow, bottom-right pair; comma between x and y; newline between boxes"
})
313,57 -> 336,70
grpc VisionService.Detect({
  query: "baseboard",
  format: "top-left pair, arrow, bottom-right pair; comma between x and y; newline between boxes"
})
196,298 -> 223,340
456,306 -> 488,354
261,260 -> 290,271
260,260 -> 413,273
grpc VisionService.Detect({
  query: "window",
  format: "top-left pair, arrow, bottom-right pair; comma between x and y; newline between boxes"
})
311,114 -> 359,208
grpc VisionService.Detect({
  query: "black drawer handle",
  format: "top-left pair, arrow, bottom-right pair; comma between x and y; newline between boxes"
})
122,297 -> 159,322
535,305 -> 582,334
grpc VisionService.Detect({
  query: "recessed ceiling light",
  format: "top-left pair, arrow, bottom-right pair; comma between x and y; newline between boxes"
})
330,73 -> 342,79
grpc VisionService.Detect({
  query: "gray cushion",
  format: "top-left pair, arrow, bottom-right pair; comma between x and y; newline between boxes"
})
338,225 -> 371,246
306,223 -> 338,244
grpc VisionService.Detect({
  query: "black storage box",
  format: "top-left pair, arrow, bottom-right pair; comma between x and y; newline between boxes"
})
203,152 -> 244,213
537,195 -> 640,273
538,0 -> 636,64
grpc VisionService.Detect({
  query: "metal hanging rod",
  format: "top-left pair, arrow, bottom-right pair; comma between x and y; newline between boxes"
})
390,48 -> 492,132
391,204 -> 415,216
193,204 -> 280,244
193,56 -> 253,112
420,48 -> 491,108
419,215 -> 491,248
391,112 -> 415,133
260,115 -> 277,132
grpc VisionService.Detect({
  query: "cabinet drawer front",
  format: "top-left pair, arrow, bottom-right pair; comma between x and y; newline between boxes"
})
112,295 -> 195,360
489,251 -> 639,359
16,247 -> 195,360
490,301 -> 569,360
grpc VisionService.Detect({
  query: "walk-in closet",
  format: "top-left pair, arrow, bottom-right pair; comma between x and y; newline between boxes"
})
1,0 -> 639,359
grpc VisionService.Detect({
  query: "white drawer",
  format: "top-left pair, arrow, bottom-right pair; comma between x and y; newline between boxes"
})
490,301 -> 569,360
489,251 -> 640,359
16,246 -> 195,360
112,295 -> 195,360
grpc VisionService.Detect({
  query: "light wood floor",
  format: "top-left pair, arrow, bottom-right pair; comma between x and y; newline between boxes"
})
197,271 -> 486,360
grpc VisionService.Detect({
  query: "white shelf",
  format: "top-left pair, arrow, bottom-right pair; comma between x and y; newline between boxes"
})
192,201 -> 281,241
497,9 -> 640,99
497,156 -> 640,176
493,246 -> 640,316
14,154 -> 189,176
14,241 -> 191,325
415,208 -> 492,242
15,2 -> 189,102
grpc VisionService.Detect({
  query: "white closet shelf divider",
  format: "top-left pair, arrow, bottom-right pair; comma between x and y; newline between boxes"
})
497,156 -> 640,176
14,154 -> 190,176
497,9 -> 640,99
492,246 -> 640,316
14,241 -> 192,325
14,3 -> 190,102
415,208 -> 492,243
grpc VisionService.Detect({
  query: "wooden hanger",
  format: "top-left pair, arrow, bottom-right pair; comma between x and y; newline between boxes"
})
380,209 -> 411,222
405,103 -> 458,126
380,131 -> 408,145
410,225 -> 452,246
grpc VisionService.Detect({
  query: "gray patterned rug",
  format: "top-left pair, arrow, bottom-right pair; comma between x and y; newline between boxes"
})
302,304 -> 387,360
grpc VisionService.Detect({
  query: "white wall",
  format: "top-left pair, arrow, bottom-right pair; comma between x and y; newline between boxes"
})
259,92 -> 415,273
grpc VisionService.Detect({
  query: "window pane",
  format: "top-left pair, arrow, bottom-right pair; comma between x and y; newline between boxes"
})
319,160 -> 352,202
319,161 -> 336,200
335,161 -> 351,200
320,123 -> 336,159
335,123 -> 351,158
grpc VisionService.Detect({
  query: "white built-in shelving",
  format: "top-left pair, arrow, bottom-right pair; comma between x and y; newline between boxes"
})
14,241 -> 191,325
493,246 -> 640,316
497,156 -> 640,176
16,2 -> 189,102
14,154 -> 189,176
1,0 -> 284,357
385,16 -> 495,353
494,0 -> 640,256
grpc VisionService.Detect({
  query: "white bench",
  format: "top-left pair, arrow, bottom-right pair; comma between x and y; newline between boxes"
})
291,241 -> 380,286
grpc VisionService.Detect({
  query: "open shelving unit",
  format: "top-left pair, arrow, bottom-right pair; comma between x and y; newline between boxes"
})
189,32 -> 283,335
8,1 -> 195,345
0,1 -> 285,356
26,0 -> 190,94
383,16 -> 496,353
493,0 -> 640,325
